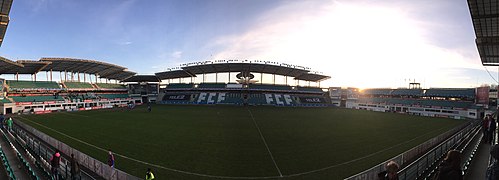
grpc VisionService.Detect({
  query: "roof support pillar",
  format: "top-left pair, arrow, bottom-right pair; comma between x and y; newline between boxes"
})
261,73 -> 263,84
96,73 -> 99,83
285,76 -> 288,85
46,71 -> 48,81
15,73 -> 18,81
203,73 -> 205,83
308,81 -> 310,87
77,72 -> 80,82
83,73 -> 86,82
50,69 -> 53,82
64,70 -> 67,81
228,72 -> 231,83
71,71 -> 74,81
190,77 -> 193,84
273,74 -> 275,85
318,81 -> 321,87
215,73 -> 218,83
34,73 -> 37,82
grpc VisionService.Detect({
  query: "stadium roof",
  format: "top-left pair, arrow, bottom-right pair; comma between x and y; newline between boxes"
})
468,0 -> 499,65
0,57 -> 136,81
5,60 -> 51,74
40,58 -> 128,76
155,61 -> 331,82
0,0 -> 12,47
0,56 -> 22,74
122,75 -> 160,82
103,70 -> 136,81
155,70 -> 195,79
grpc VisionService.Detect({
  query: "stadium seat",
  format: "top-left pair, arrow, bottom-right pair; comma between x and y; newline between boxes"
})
391,89 -> 424,96
362,89 -> 393,95
424,88 -> 475,98
197,83 -> 226,89
248,84 -> 292,91
166,83 -> 194,89
99,94 -> 129,99
63,82 -> 95,89
0,98 -> 10,103
10,95 -> 64,102
95,83 -> 126,89
296,86 -> 323,92
7,80 -> 61,90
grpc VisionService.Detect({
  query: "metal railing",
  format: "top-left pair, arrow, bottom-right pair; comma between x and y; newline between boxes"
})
12,120 -> 141,180
346,120 -> 478,180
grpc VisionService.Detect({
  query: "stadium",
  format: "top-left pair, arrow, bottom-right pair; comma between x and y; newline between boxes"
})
0,0 -> 496,180
0,56 -> 480,180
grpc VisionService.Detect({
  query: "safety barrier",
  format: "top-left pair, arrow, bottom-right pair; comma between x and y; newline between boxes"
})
13,120 -> 141,180
345,120 -> 477,179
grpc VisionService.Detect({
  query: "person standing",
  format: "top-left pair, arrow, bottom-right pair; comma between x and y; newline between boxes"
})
484,115 -> 491,143
70,153 -> 80,180
0,113 -> 4,130
108,150 -> 115,168
488,117 -> 497,144
145,168 -> 155,180
147,103 -> 152,112
50,150 -> 62,180
435,150 -> 463,180
6,117 -> 13,132
377,161 -> 399,180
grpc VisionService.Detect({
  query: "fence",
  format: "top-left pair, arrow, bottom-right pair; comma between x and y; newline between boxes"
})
346,120 -> 478,180
12,120 -> 141,180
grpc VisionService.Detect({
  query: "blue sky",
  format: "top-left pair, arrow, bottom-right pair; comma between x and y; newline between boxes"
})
0,0 -> 495,88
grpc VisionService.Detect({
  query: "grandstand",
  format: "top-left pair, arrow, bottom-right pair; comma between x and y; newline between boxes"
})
335,87 -> 480,119
0,57 -> 139,115
154,60 -> 330,107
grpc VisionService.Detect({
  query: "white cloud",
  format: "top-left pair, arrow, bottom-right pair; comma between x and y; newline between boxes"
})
171,51 -> 183,59
119,41 -> 132,45
211,1 -> 482,88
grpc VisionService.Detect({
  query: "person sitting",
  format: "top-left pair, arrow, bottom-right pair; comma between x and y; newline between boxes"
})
487,144 -> 499,180
436,150 -> 463,180
378,160 -> 399,180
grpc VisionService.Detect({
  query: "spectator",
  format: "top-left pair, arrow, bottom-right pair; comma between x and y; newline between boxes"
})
6,117 -> 13,132
489,117 -> 497,144
377,160 -> 399,180
0,113 -> 4,129
145,168 -> 155,180
70,153 -> 80,180
484,115 -> 491,143
435,150 -> 463,180
50,150 -> 62,180
147,103 -> 152,112
487,144 -> 499,180
108,149 -> 115,168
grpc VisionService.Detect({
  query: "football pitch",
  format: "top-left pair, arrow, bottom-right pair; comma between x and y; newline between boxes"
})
16,105 -> 465,179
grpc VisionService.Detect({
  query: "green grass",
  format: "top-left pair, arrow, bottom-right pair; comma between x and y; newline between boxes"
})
17,105 -> 465,179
